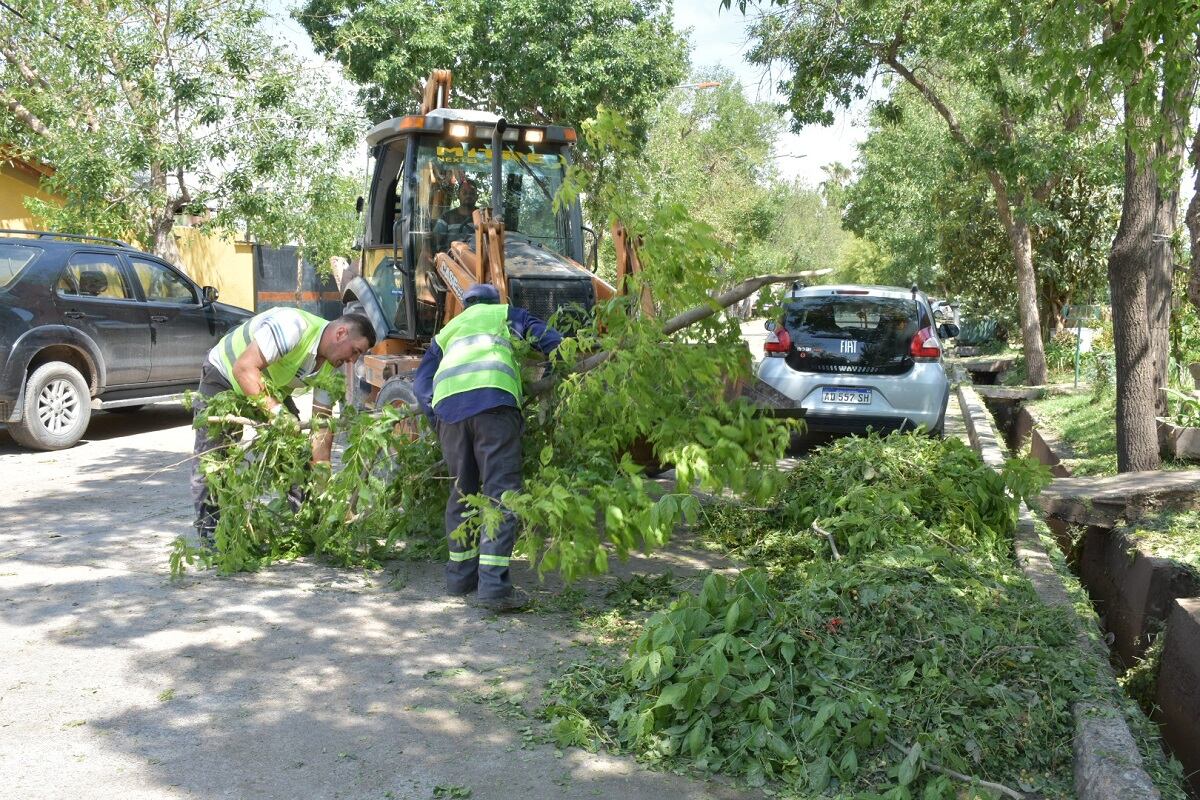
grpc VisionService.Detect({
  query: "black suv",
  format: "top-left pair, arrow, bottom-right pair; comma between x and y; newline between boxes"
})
0,231 -> 251,450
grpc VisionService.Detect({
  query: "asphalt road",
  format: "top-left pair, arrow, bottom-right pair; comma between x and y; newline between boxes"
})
0,404 -> 756,800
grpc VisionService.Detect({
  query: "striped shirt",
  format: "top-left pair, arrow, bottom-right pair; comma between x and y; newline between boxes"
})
207,307 -> 330,396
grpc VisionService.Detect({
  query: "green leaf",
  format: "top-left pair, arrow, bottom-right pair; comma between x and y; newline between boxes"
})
897,741 -> 922,787
654,681 -> 690,709
802,701 -> 837,743
730,673 -> 771,704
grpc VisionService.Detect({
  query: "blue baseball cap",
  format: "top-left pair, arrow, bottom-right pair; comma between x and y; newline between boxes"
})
463,283 -> 501,306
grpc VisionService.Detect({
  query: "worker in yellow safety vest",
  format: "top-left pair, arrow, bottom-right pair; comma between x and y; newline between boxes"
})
413,284 -> 563,611
191,308 -> 376,544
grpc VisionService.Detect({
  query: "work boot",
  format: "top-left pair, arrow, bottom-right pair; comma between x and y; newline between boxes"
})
195,515 -> 216,550
287,486 -> 306,513
471,586 -> 530,613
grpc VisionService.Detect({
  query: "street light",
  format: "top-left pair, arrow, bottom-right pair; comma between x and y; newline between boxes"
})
673,81 -> 722,90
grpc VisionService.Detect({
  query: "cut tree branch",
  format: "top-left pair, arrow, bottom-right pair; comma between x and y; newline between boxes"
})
886,737 -> 1024,799
527,269 -> 832,397
3,95 -> 51,137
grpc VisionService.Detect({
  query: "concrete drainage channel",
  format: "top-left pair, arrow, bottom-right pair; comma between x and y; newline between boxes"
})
956,383 -> 1171,800
975,387 -> 1200,798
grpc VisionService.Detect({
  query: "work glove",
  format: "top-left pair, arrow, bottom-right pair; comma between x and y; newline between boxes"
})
286,485 -> 306,513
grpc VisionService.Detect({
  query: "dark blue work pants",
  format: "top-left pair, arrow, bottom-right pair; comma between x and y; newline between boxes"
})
437,406 -> 523,599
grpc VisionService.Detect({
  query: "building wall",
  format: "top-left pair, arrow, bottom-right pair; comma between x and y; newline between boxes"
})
0,162 -> 256,311
173,227 -> 255,311
0,162 -> 58,230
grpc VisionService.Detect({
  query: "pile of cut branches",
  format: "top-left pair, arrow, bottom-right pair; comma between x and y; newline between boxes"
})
543,433 -> 1190,799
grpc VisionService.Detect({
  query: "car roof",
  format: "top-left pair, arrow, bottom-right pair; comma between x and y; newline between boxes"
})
787,284 -> 928,302
0,231 -> 139,253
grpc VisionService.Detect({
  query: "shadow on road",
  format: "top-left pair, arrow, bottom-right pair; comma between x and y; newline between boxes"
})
0,384 -> 759,799
0,403 -> 193,455
1,532 -> 753,800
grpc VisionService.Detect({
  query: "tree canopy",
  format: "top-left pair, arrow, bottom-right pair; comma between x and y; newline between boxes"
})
296,0 -> 687,141
587,70 -> 848,287
844,85 -> 1118,332
0,0 -> 362,264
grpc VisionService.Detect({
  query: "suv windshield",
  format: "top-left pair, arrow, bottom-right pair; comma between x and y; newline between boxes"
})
0,243 -> 40,290
783,295 -> 925,375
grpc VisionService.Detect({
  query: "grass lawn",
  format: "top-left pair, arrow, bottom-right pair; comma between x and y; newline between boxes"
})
1028,391 -> 1121,475
1124,510 -> 1200,577
1027,390 -> 1193,476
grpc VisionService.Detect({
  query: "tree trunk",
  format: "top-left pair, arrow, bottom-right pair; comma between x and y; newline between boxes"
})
1149,181 -> 1178,416
991,188 -> 1048,385
146,163 -> 182,263
1109,108 -> 1162,473
150,212 -> 181,263
1188,123 -> 1200,314
1147,67 -> 1194,414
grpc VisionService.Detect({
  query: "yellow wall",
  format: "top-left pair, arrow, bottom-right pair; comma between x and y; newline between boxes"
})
0,162 -> 256,311
0,162 -> 58,230
173,227 -> 255,311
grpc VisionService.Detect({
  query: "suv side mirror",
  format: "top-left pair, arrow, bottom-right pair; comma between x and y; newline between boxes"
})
355,196 -> 365,216
763,320 -> 777,331
938,322 -> 960,339
201,285 -> 219,306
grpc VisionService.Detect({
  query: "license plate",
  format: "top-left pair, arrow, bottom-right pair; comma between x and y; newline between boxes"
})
822,388 -> 872,405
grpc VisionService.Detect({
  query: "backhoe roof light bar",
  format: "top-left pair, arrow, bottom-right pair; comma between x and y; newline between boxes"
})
367,115 -> 577,147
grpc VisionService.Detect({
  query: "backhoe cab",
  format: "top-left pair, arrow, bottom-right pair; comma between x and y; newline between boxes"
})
342,70 -> 617,408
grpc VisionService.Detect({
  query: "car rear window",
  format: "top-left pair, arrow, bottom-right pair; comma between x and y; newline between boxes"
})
782,295 -> 927,375
0,243 -> 41,289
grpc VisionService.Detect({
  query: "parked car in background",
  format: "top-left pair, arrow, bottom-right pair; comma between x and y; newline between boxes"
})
0,230 -> 252,450
755,283 -> 958,436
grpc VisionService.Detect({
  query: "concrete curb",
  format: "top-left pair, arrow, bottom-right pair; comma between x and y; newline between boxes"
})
955,384 -> 1161,800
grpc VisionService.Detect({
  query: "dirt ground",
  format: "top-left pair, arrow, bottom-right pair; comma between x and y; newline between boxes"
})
0,404 -> 768,800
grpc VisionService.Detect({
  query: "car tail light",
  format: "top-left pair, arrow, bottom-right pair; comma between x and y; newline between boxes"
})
764,325 -> 791,356
910,326 -> 941,360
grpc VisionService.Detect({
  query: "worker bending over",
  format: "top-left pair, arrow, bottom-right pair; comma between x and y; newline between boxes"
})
414,283 -> 562,611
191,307 -> 376,544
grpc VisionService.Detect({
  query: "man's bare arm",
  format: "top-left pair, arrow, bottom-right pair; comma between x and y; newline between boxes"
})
231,342 -> 283,414
310,393 -> 333,464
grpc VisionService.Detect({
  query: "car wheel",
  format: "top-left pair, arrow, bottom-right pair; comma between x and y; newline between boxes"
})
9,362 -> 93,450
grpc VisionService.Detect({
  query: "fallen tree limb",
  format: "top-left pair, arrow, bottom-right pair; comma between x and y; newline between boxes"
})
527,270 -> 831,397
886,737 -> 1024,799
204,414 -> 311,430
812,520 -> 842,561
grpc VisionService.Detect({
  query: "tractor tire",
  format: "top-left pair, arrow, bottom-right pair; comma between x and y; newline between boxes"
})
9,362 -> 92,450
376,375 -> 423,440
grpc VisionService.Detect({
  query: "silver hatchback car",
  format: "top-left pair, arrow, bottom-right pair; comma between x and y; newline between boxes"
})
755,284 -> 958,436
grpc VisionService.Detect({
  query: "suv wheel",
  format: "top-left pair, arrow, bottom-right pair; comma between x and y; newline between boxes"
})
9,362 -> 92,450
